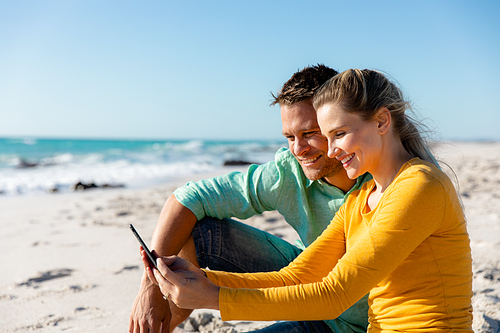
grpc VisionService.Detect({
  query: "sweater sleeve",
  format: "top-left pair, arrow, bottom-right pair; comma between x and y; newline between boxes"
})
206,212 -> 346,289
215,165 -> 449,322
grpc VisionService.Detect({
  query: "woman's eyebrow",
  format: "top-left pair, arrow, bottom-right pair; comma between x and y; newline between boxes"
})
327,124 -> 346,134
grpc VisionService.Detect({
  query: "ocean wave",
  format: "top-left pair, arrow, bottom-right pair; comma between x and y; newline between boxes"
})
0,160 -> 219,196
0,137 -> 286,196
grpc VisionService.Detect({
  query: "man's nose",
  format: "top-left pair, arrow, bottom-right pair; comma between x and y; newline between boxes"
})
293,138 -> 310,156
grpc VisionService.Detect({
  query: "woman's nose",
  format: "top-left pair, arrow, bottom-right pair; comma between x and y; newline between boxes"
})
327,147 -> 341,159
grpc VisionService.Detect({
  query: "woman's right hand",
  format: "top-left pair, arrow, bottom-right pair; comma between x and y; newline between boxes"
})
141,249 -> 220,311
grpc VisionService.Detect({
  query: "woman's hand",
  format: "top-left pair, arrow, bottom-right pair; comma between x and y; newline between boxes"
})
140,248 -> 220,311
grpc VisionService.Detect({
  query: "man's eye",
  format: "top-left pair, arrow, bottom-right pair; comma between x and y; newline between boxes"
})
304,131 -> 317,138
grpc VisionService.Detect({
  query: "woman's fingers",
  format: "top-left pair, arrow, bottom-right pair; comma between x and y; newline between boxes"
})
147,258 -> 219,310
156,258 -> 186,285
152,267 -> 174,298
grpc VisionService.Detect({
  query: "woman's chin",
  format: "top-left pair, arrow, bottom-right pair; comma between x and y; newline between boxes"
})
346,169 -> 360,180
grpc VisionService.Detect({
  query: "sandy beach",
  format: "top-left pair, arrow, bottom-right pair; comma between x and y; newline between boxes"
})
1,141 -> 499,333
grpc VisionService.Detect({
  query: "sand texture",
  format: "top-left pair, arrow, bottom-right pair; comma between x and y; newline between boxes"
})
0,142 -> 499,333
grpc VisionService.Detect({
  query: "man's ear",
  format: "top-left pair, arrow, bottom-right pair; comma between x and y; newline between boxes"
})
375,107 -> 391,135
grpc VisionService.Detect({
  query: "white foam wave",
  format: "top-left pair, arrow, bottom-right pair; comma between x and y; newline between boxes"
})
0,138 -> 286,196
0,160 -> 218,196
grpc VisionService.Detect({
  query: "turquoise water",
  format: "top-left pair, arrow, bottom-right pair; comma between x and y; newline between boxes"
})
0,137 -> 286,196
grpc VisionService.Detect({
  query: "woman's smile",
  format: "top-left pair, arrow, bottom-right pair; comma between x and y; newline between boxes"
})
340,153 -> 355,167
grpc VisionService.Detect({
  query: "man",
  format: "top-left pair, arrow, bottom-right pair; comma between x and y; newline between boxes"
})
129,65 -> 371,333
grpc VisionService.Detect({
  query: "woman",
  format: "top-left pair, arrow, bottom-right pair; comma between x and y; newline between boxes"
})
142,69 -> 473,332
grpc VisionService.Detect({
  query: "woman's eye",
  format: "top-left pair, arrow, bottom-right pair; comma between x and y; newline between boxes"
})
335,132 -> 345,138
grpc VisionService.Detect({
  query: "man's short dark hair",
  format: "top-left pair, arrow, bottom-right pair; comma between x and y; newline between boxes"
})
271,64 -> 339,106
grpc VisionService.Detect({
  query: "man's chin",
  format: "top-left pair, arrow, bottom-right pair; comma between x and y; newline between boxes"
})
302,163 -> 344,181
301,168 -> 323,181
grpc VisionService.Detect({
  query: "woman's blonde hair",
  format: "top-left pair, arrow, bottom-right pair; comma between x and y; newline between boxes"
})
313,69 -> 437,166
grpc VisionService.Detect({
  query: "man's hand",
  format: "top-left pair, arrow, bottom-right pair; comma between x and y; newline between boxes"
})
129,194 -> 200,332
128,275 -> 171,333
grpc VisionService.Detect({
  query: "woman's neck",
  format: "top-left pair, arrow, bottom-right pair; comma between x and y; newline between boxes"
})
369,140 -> 413,207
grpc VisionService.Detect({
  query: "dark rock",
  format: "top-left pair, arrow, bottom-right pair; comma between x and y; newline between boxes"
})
223,160 -> 256,166
72,182 -> 98,191
196,312 -> 214,327
101,184 -> 125,188
183,317 -> 199,332
17,159 -> 38,169
70,182 -> 125,191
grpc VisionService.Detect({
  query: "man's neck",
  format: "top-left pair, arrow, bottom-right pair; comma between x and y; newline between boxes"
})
322,175 -> 357,193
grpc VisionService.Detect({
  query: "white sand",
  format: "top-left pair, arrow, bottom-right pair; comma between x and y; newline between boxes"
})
0,142 -> 499,333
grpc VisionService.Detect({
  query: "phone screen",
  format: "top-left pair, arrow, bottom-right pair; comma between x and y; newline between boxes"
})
129,224 -> 158,269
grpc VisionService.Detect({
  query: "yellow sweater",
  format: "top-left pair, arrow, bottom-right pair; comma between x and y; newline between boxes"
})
206,159 -> 473,332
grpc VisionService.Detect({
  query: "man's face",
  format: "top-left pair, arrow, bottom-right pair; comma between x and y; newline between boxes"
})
281,100 -> 344,181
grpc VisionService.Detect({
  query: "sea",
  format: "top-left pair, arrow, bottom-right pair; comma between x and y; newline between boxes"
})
0,137 -> 287,196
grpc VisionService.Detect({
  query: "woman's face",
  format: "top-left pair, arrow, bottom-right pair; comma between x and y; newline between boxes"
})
316,102 -> 383,180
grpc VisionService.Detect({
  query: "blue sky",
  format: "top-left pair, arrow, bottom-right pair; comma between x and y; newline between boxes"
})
1,0 -> 499,141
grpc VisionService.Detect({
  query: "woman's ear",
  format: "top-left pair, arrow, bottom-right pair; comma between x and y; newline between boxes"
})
375,107 -> 391,135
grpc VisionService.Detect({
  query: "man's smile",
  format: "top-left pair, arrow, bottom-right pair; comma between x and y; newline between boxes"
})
299,155 -> 322,166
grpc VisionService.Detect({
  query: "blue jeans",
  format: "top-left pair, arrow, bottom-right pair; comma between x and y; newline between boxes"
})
192,217 -> 369,333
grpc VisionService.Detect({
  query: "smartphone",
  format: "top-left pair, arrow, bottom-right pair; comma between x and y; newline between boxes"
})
129,224 -> 158,270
